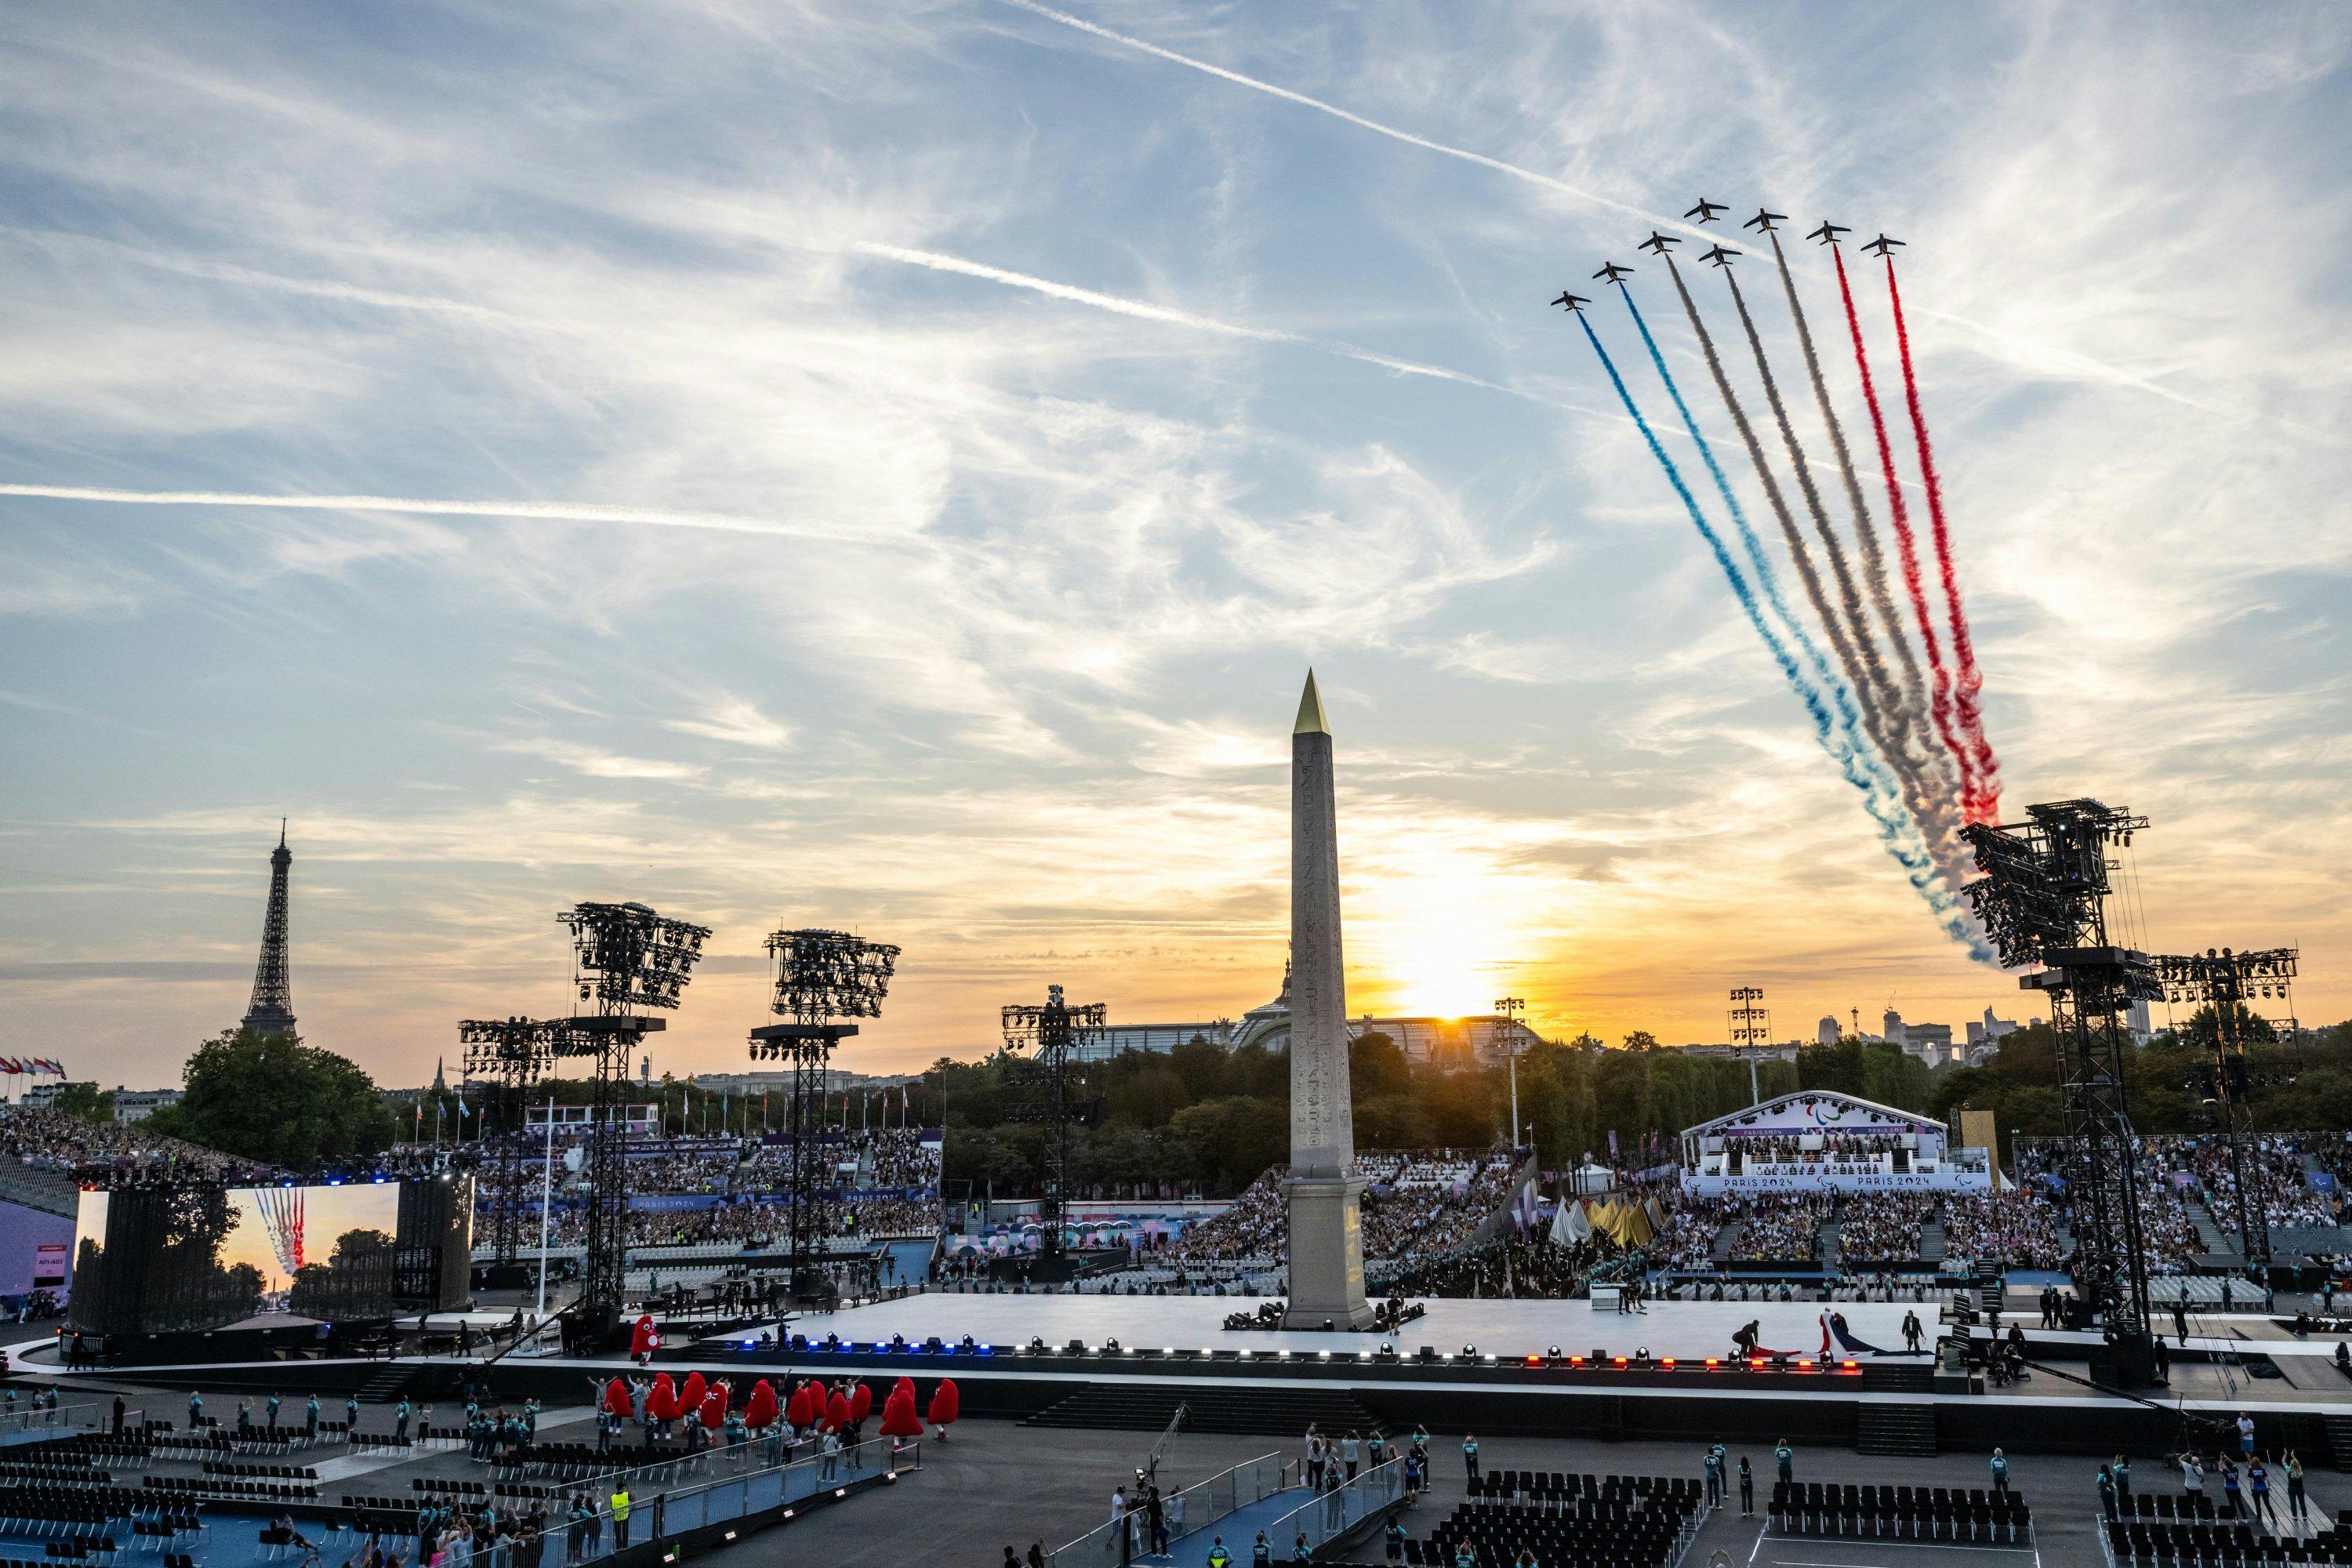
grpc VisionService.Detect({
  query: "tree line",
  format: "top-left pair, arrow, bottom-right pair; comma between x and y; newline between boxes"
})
63,1006 -> 2352,1191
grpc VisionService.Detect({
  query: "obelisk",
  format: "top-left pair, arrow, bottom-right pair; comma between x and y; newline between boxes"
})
1283,670 -> 1375,1329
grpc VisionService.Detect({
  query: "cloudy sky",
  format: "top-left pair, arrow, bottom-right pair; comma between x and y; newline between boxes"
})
3,0 -> 2347,1091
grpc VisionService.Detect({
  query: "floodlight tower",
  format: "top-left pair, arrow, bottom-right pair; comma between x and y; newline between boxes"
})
1494,996 -> 1528,1145
749,928 -> 900,1301
1727,987 -> 1769,1106
552,902 -> 710,1346
1001,985 -> 1108,1271
459,1017 -> 560,1269
2150,946 -> 2299,1283
1961,799 -> 2158,1383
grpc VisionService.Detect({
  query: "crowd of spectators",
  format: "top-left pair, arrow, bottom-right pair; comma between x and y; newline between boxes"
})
1720,1131 -> 1918,1166
1656,1195 -> 1730,1270
1727,1192 -> 1828,1261
0,1105 -> 265,1181
475,1129 -> 945,1252
1940,1192 -> 2063,1270
2147,1134 -> 2339,1231
1832,1192 -> 1933,1262
1156,1149 -> 1523,1273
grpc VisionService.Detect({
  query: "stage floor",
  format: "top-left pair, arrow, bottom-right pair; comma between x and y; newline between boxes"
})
712,1296 -> 1924,1361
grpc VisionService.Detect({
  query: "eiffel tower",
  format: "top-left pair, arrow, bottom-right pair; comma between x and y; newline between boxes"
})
241,822 -> 297,1037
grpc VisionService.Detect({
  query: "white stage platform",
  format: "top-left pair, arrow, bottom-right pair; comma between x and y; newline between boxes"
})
705,1296 -> 1923,1362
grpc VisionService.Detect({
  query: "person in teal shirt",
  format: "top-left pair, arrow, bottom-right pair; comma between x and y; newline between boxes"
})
187,1393 -> 203,1427
1991,1448 -> 2010,1497
1385,1519 -> 1408,1563
1775,1439 -> 1794,1483
305,1396 -> 319,1436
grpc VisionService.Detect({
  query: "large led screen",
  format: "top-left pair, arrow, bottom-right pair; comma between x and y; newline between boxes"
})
70,1181 -> 403,1334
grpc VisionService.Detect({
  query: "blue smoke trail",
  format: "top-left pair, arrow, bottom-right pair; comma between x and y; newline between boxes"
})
1621,291 -> 1863,751
1577,310 -> 1983,949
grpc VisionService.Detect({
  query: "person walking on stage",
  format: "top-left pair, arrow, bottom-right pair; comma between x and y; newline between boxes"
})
2284,1450 -> 2308,1525
1704,1446 -> 1723,1510
2114,1454 -> 2132,1509
2249,1456 -> 2276,1530
1462,1434 -> 1479,1484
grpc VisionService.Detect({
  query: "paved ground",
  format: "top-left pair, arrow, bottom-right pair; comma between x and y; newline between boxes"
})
36,1382 -> 2352,1568
709,1418 -> 2352,1568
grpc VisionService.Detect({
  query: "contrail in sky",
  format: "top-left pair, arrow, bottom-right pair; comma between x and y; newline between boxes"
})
996,0 -> 2339,444
0,484 -> 869,541
989,0 -> 1709,243
851,240 -> 1592,411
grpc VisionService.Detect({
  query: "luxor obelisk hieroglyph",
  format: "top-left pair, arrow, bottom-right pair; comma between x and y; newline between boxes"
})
1283,670 -> 1375,1328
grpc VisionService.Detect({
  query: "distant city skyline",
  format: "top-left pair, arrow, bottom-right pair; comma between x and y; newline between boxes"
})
2,3 -> 2346,1085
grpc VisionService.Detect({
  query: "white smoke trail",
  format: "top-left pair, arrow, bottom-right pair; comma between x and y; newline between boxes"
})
851,241 -> 1597,412
0,484 -> 875,541
999,0 -> 2337,446
991,0 -> 1711,243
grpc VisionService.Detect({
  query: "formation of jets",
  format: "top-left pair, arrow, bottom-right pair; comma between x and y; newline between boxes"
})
1552,201 -> 1904,310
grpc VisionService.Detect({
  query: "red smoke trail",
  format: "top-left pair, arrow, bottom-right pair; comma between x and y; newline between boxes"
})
1833,247 -> 1973,811
1885,256 -> 2001,821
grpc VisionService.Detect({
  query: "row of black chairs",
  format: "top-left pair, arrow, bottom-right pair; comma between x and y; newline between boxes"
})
411,1479 -> 488,1498
1770,1480 -> 2031,1542
126,1519 -> 203,1548
0,1485 -> 152,1536
2106,1519 -> 2352,1566
0,1466 -> 112,1485
143,1475 -> 314,1503
1409,1506 -> 1688,1568
1471,1472 -> 1703,1508
40,1541 -> 117,1562
201,1460 -> 318,1481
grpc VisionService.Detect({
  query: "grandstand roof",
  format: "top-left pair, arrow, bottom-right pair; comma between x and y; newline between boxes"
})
1682,1089 -> 1942,1139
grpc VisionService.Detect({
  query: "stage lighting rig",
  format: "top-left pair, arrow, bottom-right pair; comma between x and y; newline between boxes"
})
749,928 -> 901,1302
1002,984 -> 1108,1269
553,901 -> 710,1346
458,1017 -> 564,1269
2150,946 -> 2299,1279
1962,799 -> 2160,1384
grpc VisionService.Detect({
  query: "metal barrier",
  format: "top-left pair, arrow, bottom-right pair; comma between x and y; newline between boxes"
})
1047,1452 -> 1293,1562
1251,1455 -> 1403,1562
375,1436 -> 913,1565
0,1399 -> 106,1438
